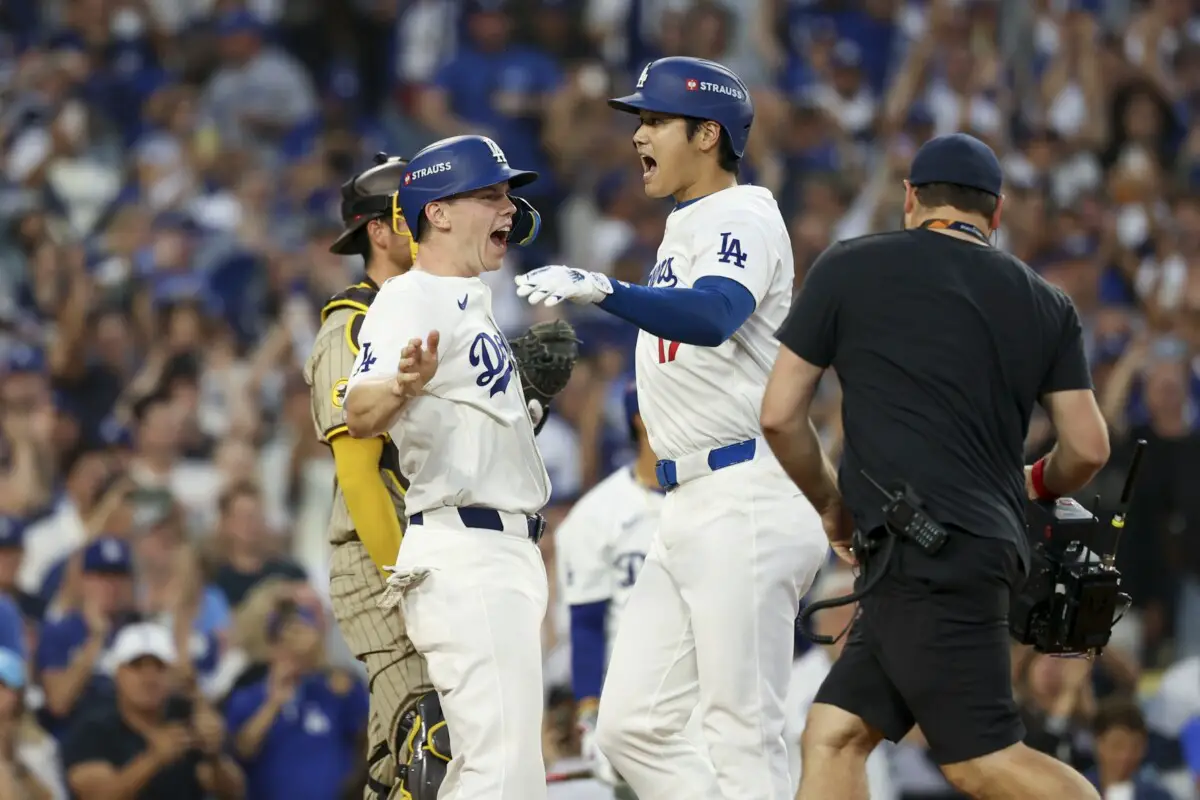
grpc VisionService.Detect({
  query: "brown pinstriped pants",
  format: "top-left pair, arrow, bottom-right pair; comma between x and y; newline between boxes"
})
330,538 -> 434,799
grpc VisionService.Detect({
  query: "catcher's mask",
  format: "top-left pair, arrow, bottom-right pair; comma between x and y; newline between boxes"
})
329,153 -> 418,263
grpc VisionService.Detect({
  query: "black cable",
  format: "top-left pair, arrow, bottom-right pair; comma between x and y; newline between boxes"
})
797,532 -> 898,646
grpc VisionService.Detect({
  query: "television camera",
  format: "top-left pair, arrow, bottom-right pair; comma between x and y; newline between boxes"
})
1008,441 -> 1145,656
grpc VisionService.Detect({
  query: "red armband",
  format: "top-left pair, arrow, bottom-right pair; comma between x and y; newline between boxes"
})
1030,457 -> 1058,501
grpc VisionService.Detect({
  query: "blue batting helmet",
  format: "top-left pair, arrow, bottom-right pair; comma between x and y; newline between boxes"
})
396,135 -> 538,236
609,57 -> 754,158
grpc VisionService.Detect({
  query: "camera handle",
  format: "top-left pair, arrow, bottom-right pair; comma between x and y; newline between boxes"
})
1102,439 -> 1146,570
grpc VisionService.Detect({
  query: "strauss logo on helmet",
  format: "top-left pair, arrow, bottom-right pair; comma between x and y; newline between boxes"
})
685,78 -> 698,91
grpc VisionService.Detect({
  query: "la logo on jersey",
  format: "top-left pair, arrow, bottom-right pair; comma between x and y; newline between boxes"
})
470,332 -> 513,397
717,232 -> 747,268
353,343 -> 377,375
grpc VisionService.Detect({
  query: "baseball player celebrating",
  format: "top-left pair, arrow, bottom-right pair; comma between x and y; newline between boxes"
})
558,381 -> 663,797
515,57 -> 829,800
304,153 -> 431,800
344,135 -> 576,800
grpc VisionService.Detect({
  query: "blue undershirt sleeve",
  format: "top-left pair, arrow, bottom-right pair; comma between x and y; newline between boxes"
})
569,600 -> 609,701
597,275 -> 756,346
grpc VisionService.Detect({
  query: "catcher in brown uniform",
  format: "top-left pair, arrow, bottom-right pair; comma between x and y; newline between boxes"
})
305,153 -> 579,799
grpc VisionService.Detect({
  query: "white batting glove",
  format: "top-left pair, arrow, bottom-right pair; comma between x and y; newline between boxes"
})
515,266 -> 613,307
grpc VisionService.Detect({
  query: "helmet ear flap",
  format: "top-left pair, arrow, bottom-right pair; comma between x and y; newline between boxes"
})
346,226 -> 371,258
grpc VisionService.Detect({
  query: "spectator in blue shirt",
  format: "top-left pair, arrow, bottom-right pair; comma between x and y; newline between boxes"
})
225,600 -> 368,800
1085,697 -> 1174,800
35,536 -> 138,739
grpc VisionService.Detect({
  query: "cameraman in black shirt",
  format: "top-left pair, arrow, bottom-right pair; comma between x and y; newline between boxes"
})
761,133 -> 1110,800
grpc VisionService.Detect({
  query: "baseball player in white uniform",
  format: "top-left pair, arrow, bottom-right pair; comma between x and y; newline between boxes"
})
344,135 -> 553,800
558,381 -> 663,795
515,57 -> 829,800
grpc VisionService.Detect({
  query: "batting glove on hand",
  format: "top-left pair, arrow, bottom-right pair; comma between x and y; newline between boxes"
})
515,266 -> 612,307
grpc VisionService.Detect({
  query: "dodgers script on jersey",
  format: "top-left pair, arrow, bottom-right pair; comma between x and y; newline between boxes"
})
635,185 -> 794,460
346,270 -> 551,517
557,467 -> 663,656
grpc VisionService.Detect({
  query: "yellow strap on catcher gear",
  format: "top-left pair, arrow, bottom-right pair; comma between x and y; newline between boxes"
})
320,281 -> 376,323
396,694 -> 451,800
392,191 -> 418,263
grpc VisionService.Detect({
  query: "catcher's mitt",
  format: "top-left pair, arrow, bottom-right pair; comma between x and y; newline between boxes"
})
509,319 -> 580,409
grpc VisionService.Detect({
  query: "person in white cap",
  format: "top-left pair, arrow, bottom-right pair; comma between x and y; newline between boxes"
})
62,622 -> 245,799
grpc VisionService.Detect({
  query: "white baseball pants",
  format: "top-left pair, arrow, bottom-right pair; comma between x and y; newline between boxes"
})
594,458 -> 828,800
392,510 -> 549,800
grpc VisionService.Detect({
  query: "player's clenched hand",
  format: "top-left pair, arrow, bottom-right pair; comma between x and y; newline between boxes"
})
395,330 -> 440,396
515,266 -> 613,307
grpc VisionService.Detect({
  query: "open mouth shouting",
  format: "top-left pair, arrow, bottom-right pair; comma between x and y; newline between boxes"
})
640,154 -> 658,182
489,222 -> 512,250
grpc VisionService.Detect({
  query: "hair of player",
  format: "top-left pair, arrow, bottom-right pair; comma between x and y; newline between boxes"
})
913,182 -> 998,218
683,117 -> 739,173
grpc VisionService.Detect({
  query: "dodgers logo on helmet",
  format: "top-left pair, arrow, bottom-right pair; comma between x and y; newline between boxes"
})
608,56 -> 754,159
396,135 -> 538,234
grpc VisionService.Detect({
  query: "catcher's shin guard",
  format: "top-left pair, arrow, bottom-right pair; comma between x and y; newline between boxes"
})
397,692 -> 451,800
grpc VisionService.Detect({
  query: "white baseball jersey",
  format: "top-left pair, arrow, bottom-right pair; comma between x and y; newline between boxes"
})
634,185 -> 795,460
557,466 -> 663,654
346,270 -> 551,516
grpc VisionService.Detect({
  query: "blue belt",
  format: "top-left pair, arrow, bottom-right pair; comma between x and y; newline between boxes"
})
655,438 -> 758,491
409,507 -> 546,543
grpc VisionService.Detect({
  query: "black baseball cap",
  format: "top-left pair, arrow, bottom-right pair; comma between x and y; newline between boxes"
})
908,133 -> 1003,197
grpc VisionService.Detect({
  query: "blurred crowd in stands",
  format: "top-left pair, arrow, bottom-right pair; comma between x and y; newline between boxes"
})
1,0 -> 1200,797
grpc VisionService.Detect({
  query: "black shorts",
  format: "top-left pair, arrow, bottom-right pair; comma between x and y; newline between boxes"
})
813,528 -> 1026,765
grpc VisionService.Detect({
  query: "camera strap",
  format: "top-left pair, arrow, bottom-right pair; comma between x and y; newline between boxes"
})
919,218 -> 990,245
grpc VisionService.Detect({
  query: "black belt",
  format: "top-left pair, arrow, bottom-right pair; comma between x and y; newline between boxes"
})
409,507 -> 545,543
